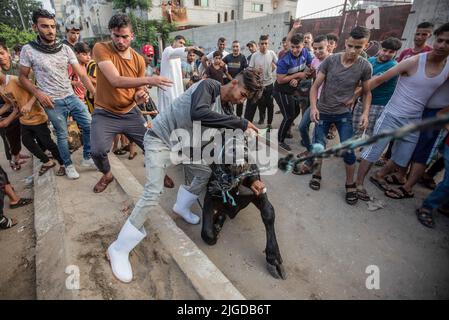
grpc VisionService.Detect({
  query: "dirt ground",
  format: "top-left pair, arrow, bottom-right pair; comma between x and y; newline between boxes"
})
39,151 -> 199,300
0,146 -> 36,299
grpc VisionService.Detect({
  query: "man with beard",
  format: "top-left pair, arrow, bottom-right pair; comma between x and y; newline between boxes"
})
106,69 -> 262,283
90,14 -> 173,193
19,9 -> 96,179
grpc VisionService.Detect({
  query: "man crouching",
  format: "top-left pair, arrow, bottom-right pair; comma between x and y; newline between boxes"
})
107,68 -> 262,283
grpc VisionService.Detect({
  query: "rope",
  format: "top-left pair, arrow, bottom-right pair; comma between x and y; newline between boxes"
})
279,113 -> 449,172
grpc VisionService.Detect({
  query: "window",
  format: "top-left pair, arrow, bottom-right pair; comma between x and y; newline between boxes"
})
218,13 -> 221,23
194,0 -> 209,7
224,11 -> 228,22
231,10 -> 234,20
252,3 -> 264,12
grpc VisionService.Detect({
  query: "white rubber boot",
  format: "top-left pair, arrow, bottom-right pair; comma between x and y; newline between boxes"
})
172,185 -> 201,225
107,220 -> 146,283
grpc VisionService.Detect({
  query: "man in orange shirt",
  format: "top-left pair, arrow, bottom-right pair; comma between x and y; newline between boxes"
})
90,14 -> 172,193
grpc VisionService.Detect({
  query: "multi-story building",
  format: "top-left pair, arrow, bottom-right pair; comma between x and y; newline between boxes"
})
147,0 -> 298,29
41,0 -> 113,39
41,0 -> 297,39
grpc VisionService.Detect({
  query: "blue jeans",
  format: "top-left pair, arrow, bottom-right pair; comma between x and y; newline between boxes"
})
299,107 -> 312,152
422,144 -> 449,211
45,94 -> 92,166
313,112 -> 356,165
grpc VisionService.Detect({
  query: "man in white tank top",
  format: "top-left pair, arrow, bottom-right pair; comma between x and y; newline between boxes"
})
356,23 -> 449,199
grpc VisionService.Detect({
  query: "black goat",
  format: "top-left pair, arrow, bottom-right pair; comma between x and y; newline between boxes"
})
201,163 -> 286,279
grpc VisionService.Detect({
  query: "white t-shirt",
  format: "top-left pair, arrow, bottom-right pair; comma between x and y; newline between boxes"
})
158,45 -> 186,112
249,50 -> 278,86
20,44 -> 78,100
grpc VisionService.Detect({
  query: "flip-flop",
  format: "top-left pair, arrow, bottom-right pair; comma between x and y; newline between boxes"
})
0,216 -> 18,230
10,198 -> 33,209
369,176 -> 391,192
384,186 -> 414,199
416,208 -> 435,228
38,162 -> 56,176
113,149 -> 127,155
385,174 -> 405,185
356,187 -> 371,201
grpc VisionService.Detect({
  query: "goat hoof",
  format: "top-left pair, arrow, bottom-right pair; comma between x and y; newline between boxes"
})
266,261 -> 287,280
201,233 -> 217,246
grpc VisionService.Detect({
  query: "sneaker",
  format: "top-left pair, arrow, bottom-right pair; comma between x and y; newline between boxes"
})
66,165 -> 80,179
81,157 -> 97,169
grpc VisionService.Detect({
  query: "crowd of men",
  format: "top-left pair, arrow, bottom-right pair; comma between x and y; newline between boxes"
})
0,8 -> 448,283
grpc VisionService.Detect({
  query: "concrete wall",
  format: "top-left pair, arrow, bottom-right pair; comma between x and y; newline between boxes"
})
400,0 -> 449,51
149,0 -> 296,27
169,11 -> 291,56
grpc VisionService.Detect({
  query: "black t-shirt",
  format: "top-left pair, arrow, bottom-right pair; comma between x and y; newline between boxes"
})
223,54 -> 248,78
205,65 -> 227,84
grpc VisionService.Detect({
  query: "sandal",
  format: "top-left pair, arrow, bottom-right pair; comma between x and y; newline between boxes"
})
416,208 -> 435,228
164,174 -> 175,188
385,174 -> 405,185
356,187 -> 371,201
93,175 -> 115,193
297,150 -> 310,158
10,160 -> 21,171
385,186 -> 414,199
128,152 -> 137,160
292,162 -> 312,175
121,144 -> 130,152
113,149 -> 127,155
419,173 -> 436,190
0,216 -> 18,230
10,198 -> 33,209
374,158 -> 387,167
19,154 -> 31,159
345,183 -> 358,205
369,175 -> 391,192
309,175 -> 321,191
38,162 -> 56,176
55,166 -> 66,176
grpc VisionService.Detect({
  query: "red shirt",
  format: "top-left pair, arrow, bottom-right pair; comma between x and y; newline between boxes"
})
278,49 -> 287,59
68,64 -> 86,101
396,45 -> 433,62
446,133 -> 449,147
